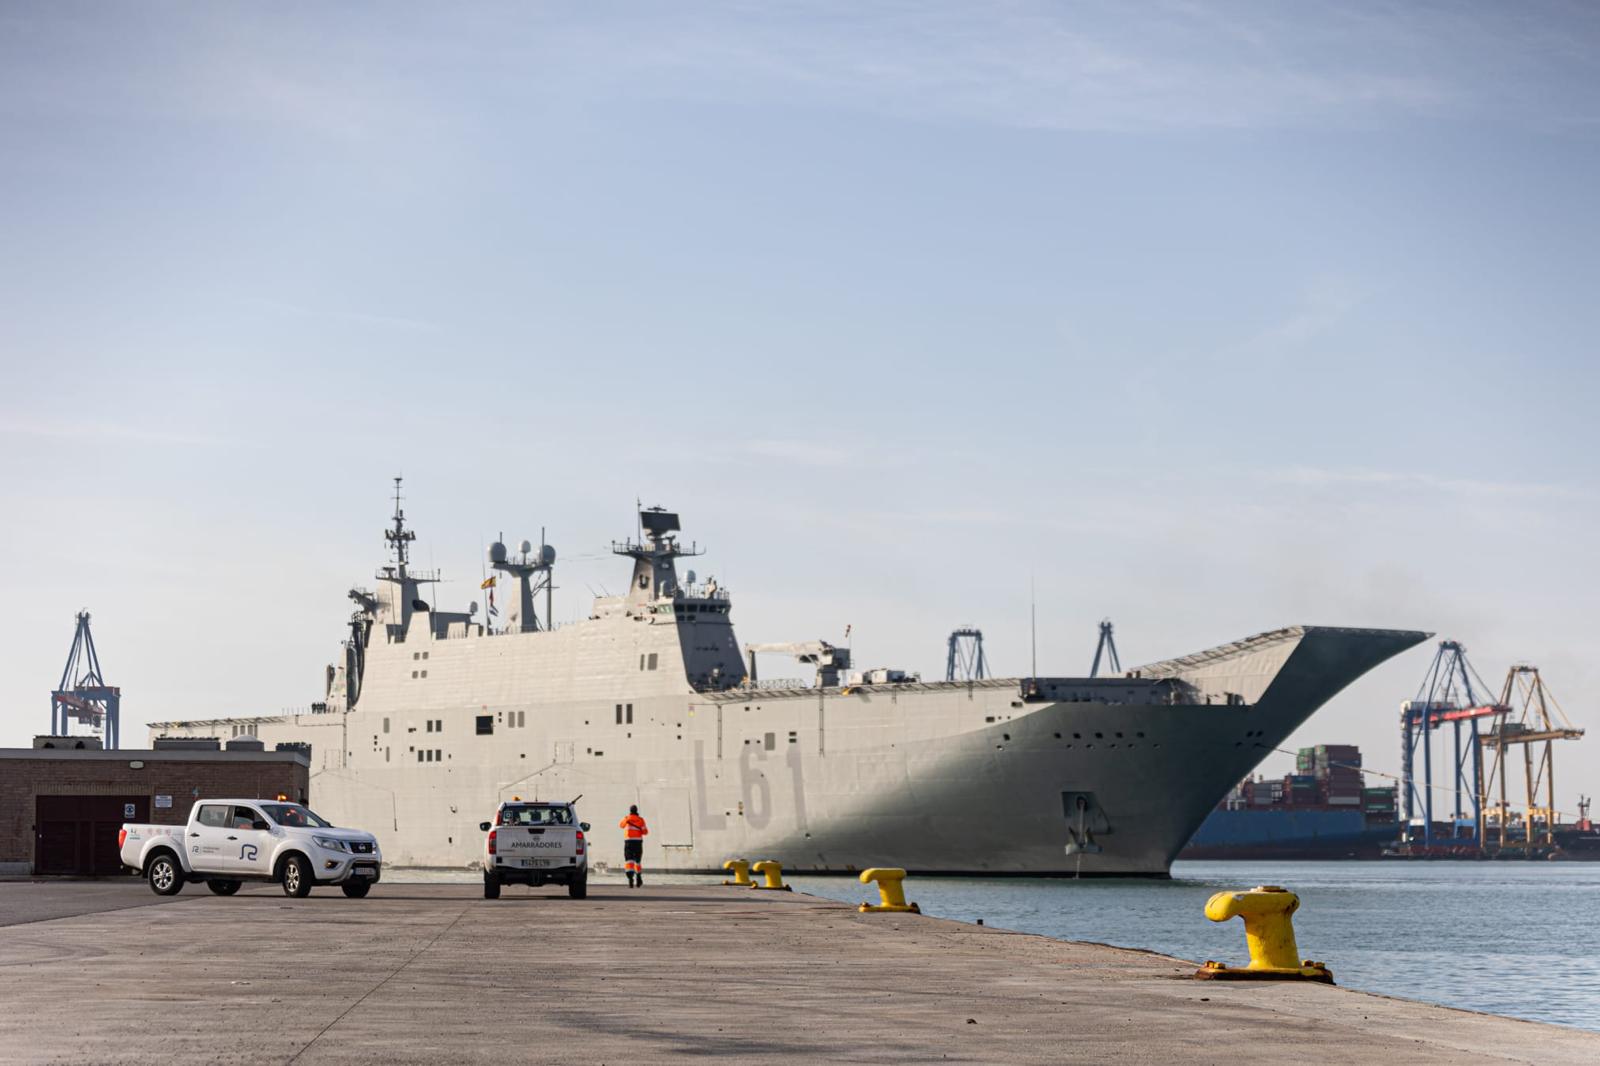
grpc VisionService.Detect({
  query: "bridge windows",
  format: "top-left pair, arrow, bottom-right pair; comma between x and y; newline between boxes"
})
476,716 -> 493,735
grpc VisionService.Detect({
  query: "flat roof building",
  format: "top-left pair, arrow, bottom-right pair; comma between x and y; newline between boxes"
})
1,742 -> 310,876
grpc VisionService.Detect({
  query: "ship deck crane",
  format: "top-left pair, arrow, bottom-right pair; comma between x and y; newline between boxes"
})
744,641 -> 852,688
1478,665 -> 1585,851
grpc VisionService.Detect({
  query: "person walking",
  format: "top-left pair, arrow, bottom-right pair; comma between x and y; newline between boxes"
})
619,805 -> 649,888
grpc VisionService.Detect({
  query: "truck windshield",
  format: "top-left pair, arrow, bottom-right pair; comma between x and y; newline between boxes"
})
501,806 -> 572,826
260,803 -> 332,829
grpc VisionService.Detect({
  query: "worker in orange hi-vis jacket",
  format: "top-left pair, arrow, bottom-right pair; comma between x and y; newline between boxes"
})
619,805 -> 649,888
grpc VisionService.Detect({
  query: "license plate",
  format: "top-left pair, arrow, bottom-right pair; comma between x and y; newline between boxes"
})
517,858 -> 552,868
353,867 -> 377,878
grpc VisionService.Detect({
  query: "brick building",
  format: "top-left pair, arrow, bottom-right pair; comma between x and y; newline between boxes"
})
1,743 -> 310,876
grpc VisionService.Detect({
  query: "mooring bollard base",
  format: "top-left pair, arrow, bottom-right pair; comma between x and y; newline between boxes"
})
1194,960 -> 1335,985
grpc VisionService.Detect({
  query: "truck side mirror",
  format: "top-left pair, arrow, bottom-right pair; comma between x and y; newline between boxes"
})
252,820 -> 270,831
479,822 -> 491,832
580,822 -> 591,832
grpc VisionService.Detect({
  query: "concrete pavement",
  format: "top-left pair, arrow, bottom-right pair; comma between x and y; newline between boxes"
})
0,880 -> 1593,1064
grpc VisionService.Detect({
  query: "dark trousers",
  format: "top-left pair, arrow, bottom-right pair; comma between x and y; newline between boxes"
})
624,838 -> 643,873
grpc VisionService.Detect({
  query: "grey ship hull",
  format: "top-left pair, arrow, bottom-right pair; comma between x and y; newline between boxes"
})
153,625 -> 1425,876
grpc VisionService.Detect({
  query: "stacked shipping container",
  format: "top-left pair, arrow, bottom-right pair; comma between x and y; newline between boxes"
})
1182,743 -> 1402,858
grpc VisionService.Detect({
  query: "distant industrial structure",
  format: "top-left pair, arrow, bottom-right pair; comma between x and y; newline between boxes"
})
1090,619 -> 1121,678
1399,641 -> 1505,847
944,627 -> 988,682
1479,665 -> 1586,852
1394,639 -> 1589,858
49,612 -> 121,750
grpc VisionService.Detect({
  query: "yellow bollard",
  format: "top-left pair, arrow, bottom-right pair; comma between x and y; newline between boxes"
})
857,868 -> 920,913
1195,885 -> 1333,984
750,859 -> 792,891
722,859 -> 753,887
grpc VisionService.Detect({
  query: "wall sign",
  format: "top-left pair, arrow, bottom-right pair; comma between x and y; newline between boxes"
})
123,803 -> 136,819
154,795 -> 172,809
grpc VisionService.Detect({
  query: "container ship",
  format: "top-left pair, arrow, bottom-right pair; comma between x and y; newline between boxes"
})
1179,744 -> 1401,859
147,488 -> 1427,875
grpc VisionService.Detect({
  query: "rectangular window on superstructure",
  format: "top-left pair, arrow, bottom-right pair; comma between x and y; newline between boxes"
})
647,653 -> 658,670
476,715 -> 493,735
417,750 -> 425,763
615,704 -> 623,725
426,720 -> 433,733
517,711 -> 526,727
764,732 -> 776,751
639,654 -> 646,670
626,704 -> 633,724
383,718 -> 390,734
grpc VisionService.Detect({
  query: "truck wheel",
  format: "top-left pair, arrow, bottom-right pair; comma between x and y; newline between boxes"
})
341,881 -> 371,898
568,875 -> 587,899
483,872 -> 501,900
147,853 -> 183,896
281,854 -> 314,898
207,880 -> 242,896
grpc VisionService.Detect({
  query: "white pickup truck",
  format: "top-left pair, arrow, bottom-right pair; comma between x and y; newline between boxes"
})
119,799 -> 383,899
479,800 -> 589,899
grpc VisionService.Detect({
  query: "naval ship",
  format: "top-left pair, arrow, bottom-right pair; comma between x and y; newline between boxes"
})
150,487 -> 1428,875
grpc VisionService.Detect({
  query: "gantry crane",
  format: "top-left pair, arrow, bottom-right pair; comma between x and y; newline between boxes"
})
49,611 -> 121,748
946,627 -> 988,682
1090,619 -> 1122,678
1478,665 -> 1585,850
1400,641 -> 1508,846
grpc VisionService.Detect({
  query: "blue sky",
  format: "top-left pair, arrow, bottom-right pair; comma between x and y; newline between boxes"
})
2,2 -> 1597,813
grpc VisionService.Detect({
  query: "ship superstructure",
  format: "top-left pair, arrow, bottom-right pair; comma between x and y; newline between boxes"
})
150,489 -> 1428,875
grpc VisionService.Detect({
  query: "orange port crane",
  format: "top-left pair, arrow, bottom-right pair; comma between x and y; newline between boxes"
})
1477,665 -> 1585,850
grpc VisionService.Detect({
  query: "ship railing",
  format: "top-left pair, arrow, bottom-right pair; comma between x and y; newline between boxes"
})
374,568 -> 442,583
677,583 -> 729,600
746,677 -> 809,691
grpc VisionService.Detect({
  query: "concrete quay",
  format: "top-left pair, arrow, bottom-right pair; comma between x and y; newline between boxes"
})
1,880 -> 1594,1064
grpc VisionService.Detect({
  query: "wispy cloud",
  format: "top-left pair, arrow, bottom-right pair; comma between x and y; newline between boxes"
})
524,1 -> 1597,132
6,2 -> 1597,141
0,415 -> 235,448
1251,280 -> 1363,350
739,438 -> 858,467
1266,466 -> 1589,501
239,297 -> 443,333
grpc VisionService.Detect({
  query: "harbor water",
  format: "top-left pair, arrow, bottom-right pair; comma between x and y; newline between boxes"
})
786,860 -> 1600,1032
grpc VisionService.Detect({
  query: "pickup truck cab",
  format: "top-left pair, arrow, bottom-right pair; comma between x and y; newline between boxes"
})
120,799 -> 382,899
480,800 -> 589,899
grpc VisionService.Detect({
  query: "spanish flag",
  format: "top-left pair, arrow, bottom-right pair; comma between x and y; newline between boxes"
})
480,576 -> 496,590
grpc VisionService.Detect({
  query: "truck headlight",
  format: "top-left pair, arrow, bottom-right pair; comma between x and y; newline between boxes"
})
313,836 -> 348,852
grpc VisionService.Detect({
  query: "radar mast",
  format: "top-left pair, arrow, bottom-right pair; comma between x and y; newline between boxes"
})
612,506 -> 702,606
385,476 -> 416,568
